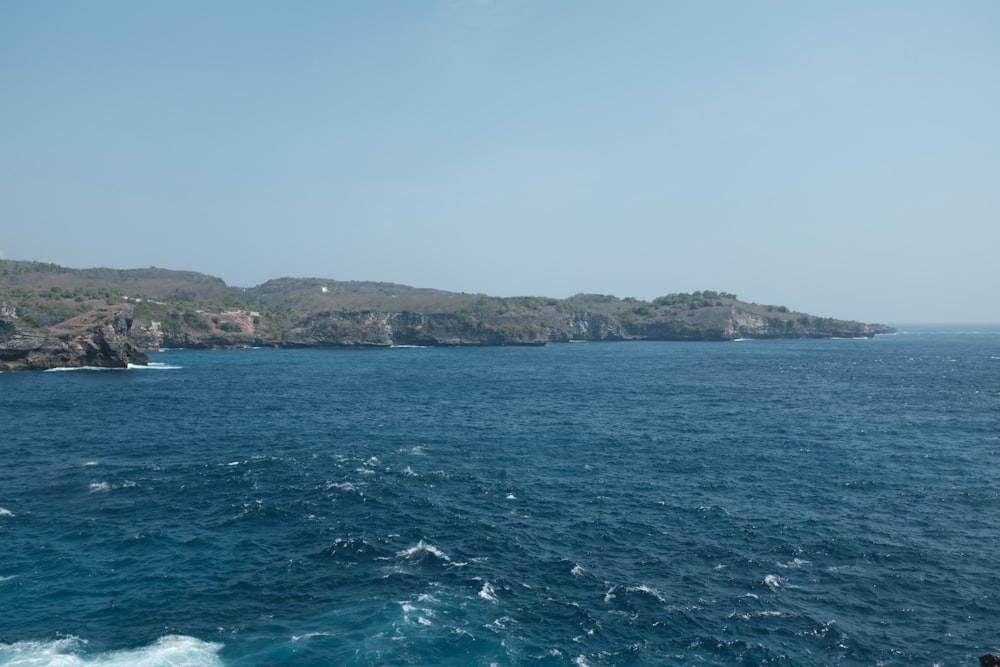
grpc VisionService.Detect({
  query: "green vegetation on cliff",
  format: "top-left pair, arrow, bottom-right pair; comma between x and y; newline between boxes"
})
0,260 -> 895,350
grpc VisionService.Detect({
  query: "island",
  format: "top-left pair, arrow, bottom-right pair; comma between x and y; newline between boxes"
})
0,260 -> 895,371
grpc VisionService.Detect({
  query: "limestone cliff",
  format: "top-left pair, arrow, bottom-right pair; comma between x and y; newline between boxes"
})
0,303 -> 149,371
0,261 -> 896,362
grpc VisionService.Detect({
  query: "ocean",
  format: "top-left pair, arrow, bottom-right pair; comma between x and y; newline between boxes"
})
1,328 -> 998,666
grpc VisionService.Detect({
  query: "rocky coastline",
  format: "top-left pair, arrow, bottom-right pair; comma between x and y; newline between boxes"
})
129,308 -> 893,352
1,303 -> 148,371
0,261 -> 895,371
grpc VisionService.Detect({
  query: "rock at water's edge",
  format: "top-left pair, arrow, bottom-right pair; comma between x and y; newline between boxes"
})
0,304 -> 148,371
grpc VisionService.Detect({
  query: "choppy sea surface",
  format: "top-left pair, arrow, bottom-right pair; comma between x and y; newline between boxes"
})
2,327 -> 999,666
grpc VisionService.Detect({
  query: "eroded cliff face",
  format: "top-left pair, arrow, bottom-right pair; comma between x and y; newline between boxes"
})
550,313 -> 627,342
624,306 -> 886,341
0,303 -> 149,371
281,311 -> 549,347
121,305 -> 887,352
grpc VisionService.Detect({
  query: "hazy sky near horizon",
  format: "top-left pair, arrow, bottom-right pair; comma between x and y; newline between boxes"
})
2,1 -> 998,324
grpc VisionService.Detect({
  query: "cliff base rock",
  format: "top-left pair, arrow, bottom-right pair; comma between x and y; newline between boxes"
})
0,303 -> 149,371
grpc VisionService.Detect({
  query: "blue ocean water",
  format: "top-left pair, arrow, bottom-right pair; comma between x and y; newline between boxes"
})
1,328 -> 999,666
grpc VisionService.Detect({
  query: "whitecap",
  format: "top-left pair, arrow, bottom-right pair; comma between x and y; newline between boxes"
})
291,631 -> 334,642
571,564 -> 584,577
398,596 -> 439,627
730,610 -> 784,621
396,540 -> 467,567
0,634 -> 223,666
764,574 -> 781,590
129,362 -> 183,370
505,493 -> 516,500
0,508 -> 13,518
88,482 -> 110,493
397,540 -> 450,562
626,584 -> 667,603
487,616 -> 515,630
327,482 -> 355,492
403,466 -> 417,477
479,581 -> 499,603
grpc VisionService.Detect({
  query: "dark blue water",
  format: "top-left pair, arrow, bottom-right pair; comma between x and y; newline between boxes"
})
2,329 -> 999,665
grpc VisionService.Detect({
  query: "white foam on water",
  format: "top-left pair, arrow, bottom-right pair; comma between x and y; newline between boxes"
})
397,540 -> 449,561
327,482 -> 355,492
0,507 -> 14,518
395,540 -> 468,567
398,596 -> 439,628
730,610 -> 785,621
626,585 -> 667,603
88,482 -> 111,494
402,466 -> 417,477
486,616 -> 515,631
291,631 -> 334,642
777,557 -> 810,569
0,635 -> 223,666
83,461 -> 98,467
570,564 -> 584,577
42,362 -> 181,372
764,574 -> 782,590
505,493 -> 516,500
478,581 -> 499,603
45,366 -> 123,372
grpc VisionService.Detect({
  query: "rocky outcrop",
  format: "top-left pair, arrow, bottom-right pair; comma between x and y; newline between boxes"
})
280,311 -> 548,347
624,306 -> 888,341
527,312 -> 631,343
120,305 -> 890,352
0,303 -> 148,371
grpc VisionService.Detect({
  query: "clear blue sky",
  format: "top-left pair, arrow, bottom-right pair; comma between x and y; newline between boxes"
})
2,1 -> 997,324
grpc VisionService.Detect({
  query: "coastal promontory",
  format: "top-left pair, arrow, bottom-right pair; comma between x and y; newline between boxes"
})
0,260 -> 895,371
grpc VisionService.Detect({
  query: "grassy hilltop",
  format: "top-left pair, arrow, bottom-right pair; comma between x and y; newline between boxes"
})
0,260 -> 894,350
